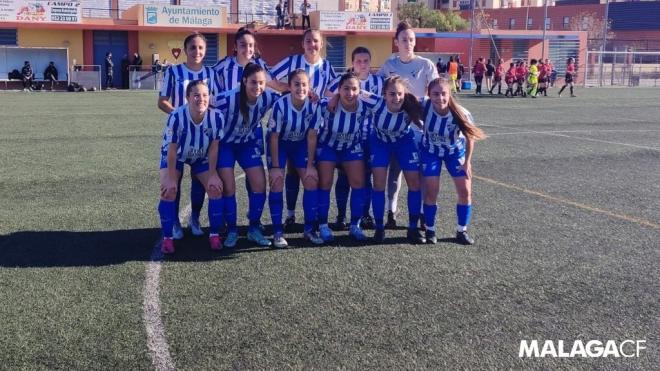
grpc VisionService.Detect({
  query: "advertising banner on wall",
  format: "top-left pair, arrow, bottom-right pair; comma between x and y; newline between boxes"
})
142,4 -> 225,28
318,11 -> 392,31
0,0 -> 81,23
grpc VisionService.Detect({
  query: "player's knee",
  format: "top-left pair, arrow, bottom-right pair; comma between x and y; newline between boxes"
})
302,177 -> 317,191
223,183 -> 235,196
457,187 -> 471,203
207,188 -> 221,199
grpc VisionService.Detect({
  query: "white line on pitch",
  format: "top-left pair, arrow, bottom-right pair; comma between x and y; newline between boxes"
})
143,171 -> 246,371
487,129 -> 660,136
481,124 -> 660,151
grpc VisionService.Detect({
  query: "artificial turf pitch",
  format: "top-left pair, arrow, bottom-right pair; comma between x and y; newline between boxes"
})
0,88 -> 658,370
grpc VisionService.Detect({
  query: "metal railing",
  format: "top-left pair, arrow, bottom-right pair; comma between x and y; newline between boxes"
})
69,65 -> 102,91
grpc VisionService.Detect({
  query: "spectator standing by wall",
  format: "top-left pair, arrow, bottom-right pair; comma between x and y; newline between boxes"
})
132,52 -> 143,89
121,54 -> 130,89
104,52 -> 114,89
300,0 -> 311,30
276,0 -> 284,29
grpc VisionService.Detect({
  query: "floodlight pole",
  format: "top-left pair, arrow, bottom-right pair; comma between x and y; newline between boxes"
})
468,0 -> 475,83
541,0 -> 548,59
599,0 -> 610,86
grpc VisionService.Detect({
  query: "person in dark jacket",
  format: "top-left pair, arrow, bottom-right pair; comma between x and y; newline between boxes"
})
44,61 -> 59,91
21,61 -> 33,91
121,54 -> 130,89
132,52 -> 143,89
105,52 -> 114,89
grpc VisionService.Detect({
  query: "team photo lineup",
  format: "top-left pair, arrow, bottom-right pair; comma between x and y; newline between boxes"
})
157,22 -> 496,254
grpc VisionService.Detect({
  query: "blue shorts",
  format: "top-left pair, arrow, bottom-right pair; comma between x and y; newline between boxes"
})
160,156 -> 209,174
421,150 -> 466,178
267,139 -> 309,169
369,132 -> 420,171
218,139 -> 264,169
317,142 -> 364,163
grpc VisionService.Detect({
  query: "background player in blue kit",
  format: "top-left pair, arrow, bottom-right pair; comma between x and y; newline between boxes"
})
158,32 -> 221,240
158,80 -> 225,254
312,73 -> 370,242
270,29 -> 337,230
361,75 -> 425,244
267,69 -> 324,247
215,63 -> 279,248
326,46 -> 384,230
420,78 -> 486,245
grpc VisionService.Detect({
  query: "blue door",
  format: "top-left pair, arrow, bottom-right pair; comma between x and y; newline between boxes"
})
93,31 -> 128,88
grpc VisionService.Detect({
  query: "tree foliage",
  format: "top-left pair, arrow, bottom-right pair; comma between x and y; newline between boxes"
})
397,3 -> 469,32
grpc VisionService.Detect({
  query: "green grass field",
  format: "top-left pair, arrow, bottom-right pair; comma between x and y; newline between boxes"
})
1,88 -> 658,370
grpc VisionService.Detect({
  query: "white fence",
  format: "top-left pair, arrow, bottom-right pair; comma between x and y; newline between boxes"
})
70,65 -> 101,91
584,51 -> 660,87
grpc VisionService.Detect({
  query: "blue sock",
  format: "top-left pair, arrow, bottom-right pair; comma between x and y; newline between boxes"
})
335,172 -> 350,220
408,190 -> 422,229
158,200 -> 176,238
423,203 -> 438,230
285,173 -> 300,214
208,198 -> 223,235
372,190 -> 385,229
224,195 -> 237,233
269,191 -> 284,233
303,189 -> 318,232
190,177 -> 205,221
318,189 -> 331,225
248,192 -> 266,229
174,176 -> 183,223
363,172 -> 372,217
350,187 -> 366,226
456,204 -> 472,229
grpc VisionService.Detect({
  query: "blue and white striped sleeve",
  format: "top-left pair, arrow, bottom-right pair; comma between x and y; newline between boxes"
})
269,100 -> 281,134
214,110 -> 225,141
165,112 -> 179,144
159,66 -> 174,98
327,76 -> 340,94
270,56 -> 292,81
313,100 -> 327,131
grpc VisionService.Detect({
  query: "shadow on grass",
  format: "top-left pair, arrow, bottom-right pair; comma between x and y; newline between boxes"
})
0,225 -> 459,267
0,228 -> 236,268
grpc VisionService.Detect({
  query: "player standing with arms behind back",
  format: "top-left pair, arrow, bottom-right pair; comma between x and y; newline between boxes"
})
378,21 -> 438,230
420,78 -> 486,245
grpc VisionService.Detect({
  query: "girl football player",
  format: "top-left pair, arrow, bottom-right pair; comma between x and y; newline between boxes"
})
362,76 -> 425,243
313,73 -> 370,242
215,63 -> 280,248
420,78 -> 485,245
158,80 -> 224,254
558,57 -> 577,97
213,27 -> 274,233
158,32 -> 221,240
504,63 -> 515,97
267,69 -> 324,247
378,21 -> 438,229
327,46 -> 384,230
270,29 -> 337,231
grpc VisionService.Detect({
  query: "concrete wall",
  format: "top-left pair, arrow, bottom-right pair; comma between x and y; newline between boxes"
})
17,29 -> 84,68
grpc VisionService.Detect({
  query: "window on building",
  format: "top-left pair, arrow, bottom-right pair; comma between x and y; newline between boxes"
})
527,17 -> 533,28
509,18 -> 516,29
482,0 -> 486,7
545,17 -> 551,30
492,18 -> 498,29
563,16 -> 570,30
0,29 -> 17,45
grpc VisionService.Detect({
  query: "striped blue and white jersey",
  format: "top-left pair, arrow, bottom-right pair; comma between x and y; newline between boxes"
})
327,73 -> 385,96
420,97 -> 473,156
159,63 -> 221,109
215,88 -> 280,144
268,95 -> 319,142
270,54 -> 336,97
212,55 -> 272,91
161,105 -> 224,163
317,98 -> 370,151
361,96 -> 412,143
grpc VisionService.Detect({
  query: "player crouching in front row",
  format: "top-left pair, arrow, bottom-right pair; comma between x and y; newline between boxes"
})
158,80 -> 225,254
